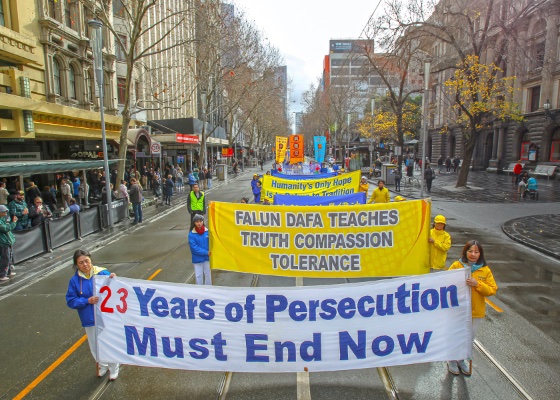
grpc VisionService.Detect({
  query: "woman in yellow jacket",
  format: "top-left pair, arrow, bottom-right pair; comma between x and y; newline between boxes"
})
429,215 -> 451,270
358,177 -> 369,193
447,240 -> 498,376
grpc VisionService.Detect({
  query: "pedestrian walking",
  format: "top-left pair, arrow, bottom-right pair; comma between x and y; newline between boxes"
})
66,249 -> 120,380
437,156 -> 443,173
0,205 -> 17,281
129,178 -> 143,223
187,183 -> 205,229
512,160 -> 523,184
164,175 -> 174,206
445,157 -> 452,173
176,167 -> 184,192
205,167 -> 213,190
424,163 -> 435,192
394,167 -> 402,192
452,156 -> 460,173
447,240 -> 497,376
429,215 -> 451,270
188,214 -> 212,285
367,180 -> 390,204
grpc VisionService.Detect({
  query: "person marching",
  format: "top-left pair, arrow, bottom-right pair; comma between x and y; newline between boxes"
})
367,179 -> 390,204
358,176 -> 369,193
187,183 -> 206,229
429,215 -> 451,271
66,249 -> 120,380
189,214 -> 212,285
253,180 -> 262,204
447,240 -> 497,376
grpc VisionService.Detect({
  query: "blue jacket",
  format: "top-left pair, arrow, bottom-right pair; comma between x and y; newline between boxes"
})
164,178 -> 174,196
253,185 -> 261,203
188,173 -> 197,185
189,227 -> 209,264
66,267 -> 110,327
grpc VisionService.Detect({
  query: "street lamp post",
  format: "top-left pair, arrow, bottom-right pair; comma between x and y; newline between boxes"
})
370,98 -> 375,168
420,58 -> 431,198
88,19 -> 113,227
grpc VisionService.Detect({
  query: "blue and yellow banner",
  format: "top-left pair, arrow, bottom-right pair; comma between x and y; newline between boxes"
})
262,170 -> 360,203
273,192 -> 366,206
209,199 -> 431,278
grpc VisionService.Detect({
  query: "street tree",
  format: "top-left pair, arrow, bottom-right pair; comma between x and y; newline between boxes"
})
88,0 -> 193,183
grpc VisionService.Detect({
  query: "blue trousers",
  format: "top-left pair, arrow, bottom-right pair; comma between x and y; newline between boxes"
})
132,202 -> 142,222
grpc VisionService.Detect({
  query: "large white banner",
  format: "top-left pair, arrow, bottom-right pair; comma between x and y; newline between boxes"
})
94,269 -> 472,373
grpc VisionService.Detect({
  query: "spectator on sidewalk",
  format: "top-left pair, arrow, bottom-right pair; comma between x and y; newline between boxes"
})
164,175 -> 174,206
176,167 -> 184,192
394,167 -> 402,192
25,182 -> 41,206
187,183 -> 205,229
61,198 -> 80,217
445,156 -> 452,173
66,249 -> 120,380
101,184 -> 116,205
118,180 -> 129,201
60,178 -> 73,208
72,177 -> 80,199
513,160 -> 523,184
152,174 -> 162,200
0,182 -> 9,206
41,186 -> 57,211
437,156 -> 444,173
28,197 -> 53,227
424,163 -> 435,192
189,214 -> 212,285
205,167 -> 213,190
79,180 -> 89,206
0,204 -> 17,281
187,170 -> 197,192
367,180 -> 390,204
8,191 -> 29,231
129,178 -> 143,224
453,156 -> 460,173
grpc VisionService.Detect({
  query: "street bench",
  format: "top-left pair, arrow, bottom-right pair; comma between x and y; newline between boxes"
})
503,162 -> 525,174
531,165 -> 557,180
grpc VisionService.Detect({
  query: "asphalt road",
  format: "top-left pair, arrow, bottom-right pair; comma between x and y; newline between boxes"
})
1,169 -> 559,400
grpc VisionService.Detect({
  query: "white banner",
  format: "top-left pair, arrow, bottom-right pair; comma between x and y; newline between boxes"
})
94,269 -> 472,373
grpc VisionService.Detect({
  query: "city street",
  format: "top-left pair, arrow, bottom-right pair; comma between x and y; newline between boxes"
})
1,169 -> 559,400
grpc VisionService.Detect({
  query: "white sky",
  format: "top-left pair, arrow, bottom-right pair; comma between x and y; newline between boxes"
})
232,0 -> 383,113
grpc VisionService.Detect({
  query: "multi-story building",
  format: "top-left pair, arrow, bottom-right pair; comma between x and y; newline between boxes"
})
421,0 -> 560,172
0,0 -> 126,169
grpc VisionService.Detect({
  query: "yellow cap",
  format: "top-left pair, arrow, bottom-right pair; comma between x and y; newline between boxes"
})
434,215 -> 446,224
394,195 -> 406,202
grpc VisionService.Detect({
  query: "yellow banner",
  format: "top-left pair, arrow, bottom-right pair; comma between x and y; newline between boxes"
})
209,199 -> 431,278
275,136 -> 288,163
289,134 -> 304,164
262,170 -> 360,203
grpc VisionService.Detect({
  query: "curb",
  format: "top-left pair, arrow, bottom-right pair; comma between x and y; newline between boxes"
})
502,215 -> 560,260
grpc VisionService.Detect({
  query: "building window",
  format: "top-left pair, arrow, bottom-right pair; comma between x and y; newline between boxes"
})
65,3 -> 72,28
551,131 -> 560,162
113,0 -> 125,16
48,0 -> 56,19
529,86 -> 540,112
535,42 -> 545,69
85,70 -> 94,102
69,67 -> 77,99
117,78 -> 126,104
0,1 -> 5,27
53,58 -> 61,96
116,35 -> 127,61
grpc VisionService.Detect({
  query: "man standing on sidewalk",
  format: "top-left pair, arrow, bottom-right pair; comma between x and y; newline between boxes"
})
187,183 -> 205,229
0,205 -> 17,281
129,178 -> 143,224
8,191 -> 29,231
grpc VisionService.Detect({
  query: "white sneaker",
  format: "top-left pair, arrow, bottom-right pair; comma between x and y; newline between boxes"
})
8,271 -> 16,276
109,364 -> 120,381
0,276 -> 9,282
458,360 -> 471,376
97,363 -> 108,377
447,360 -> 460,375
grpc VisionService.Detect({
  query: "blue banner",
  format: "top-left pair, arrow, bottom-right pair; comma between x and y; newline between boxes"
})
273,192 -> 366,206
314,136 -> 327,163
270,170 -> 337,179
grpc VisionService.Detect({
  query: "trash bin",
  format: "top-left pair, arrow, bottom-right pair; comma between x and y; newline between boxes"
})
381,164 -> 397,185
217,164 -> 227,181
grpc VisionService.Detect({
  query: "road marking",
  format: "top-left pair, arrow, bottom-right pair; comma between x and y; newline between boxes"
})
295,277 -> 312,400
485,298 -> 504,312
14,269 -> 163,399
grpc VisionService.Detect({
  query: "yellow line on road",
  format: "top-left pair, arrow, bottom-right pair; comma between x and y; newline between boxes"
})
14,270 -> 163,400
485,298 -> 503,312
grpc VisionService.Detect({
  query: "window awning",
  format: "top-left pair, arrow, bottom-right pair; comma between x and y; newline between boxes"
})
0,160 -> 121,177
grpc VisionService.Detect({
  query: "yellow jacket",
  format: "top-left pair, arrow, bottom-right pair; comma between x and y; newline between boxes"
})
448,261 -> 498,318
429,228 -> 451,269
359,182 -> 369,193
367,187 -> 390,204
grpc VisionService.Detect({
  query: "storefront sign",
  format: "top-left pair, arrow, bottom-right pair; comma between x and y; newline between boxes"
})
176,134 -> 200,144
70,151 -> 103,159
0,152 -> 41,161
222,148 -> 233,157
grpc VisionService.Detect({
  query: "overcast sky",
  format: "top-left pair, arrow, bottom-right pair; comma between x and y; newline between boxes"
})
232,0 -> 383,113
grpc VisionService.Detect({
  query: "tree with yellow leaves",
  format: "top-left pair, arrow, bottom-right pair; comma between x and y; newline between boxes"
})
444,55 -> 523,186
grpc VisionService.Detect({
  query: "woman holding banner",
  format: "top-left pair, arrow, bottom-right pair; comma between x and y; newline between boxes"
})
447,240 -> 497,376
66,249 -> 120,380
189,215 -> 212,285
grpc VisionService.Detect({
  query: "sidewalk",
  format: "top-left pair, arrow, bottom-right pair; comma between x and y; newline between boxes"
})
502,214 -> 560,260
